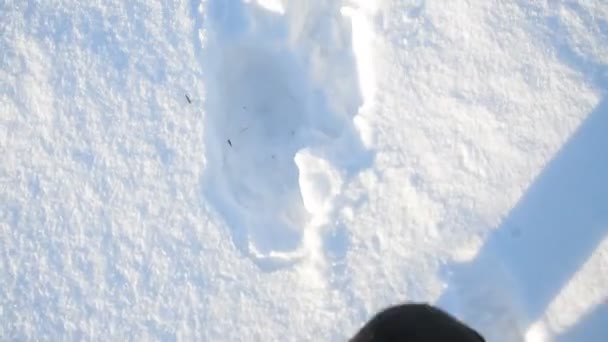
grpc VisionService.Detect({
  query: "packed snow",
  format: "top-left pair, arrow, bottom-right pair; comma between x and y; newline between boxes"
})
1,0 -> 607,341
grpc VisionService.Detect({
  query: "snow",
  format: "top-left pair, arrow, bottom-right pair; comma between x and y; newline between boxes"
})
1,0 -> 607,341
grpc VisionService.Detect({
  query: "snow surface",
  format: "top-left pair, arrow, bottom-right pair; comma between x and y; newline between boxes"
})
1,0 -> 607,341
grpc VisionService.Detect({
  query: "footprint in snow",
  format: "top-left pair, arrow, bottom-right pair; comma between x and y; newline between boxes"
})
198,0 -> 372,271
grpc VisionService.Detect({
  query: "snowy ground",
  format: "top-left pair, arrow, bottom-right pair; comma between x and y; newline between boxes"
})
1,0 -> 608,340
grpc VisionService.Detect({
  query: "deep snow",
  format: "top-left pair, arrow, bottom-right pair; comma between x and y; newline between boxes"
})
1,0 -> 607,341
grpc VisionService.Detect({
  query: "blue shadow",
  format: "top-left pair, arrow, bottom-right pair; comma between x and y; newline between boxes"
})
495,95 -> 608,321
438,95 -> 608,332
554,303 -> 608,342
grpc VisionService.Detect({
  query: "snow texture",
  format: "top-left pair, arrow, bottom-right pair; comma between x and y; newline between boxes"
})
1,0 -> 607,341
